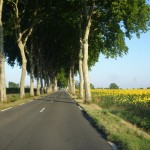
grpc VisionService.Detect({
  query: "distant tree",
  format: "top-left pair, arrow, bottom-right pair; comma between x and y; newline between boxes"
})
57,69 -> 68,88
90,83 -> 94,89
109,83 -> 119,89
75,81 -> 80,89
75,82 -> 94,89
8,82 -> 19,88
147,87 -> 150,89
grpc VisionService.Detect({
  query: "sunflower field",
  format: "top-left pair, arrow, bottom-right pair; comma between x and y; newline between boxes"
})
91,89 -> 150,133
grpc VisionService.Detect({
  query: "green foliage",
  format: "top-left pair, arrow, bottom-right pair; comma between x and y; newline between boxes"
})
57,69 -> 68,88
92,95 -> 150,133
109,83 -> 119,89
90,83 -> 94,89
6,88 -> 31,94
9,95 -> 18,102
6,88 -> 20,94
75,82 -> 95,89
8,81 -> 19,88
81,104 -> 150,150
3,0 -> 150,97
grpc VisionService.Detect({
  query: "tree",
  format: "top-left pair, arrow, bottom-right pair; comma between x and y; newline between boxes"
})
57,69 -> 68,89
90,83 -> 94,89
75,81 -> 80,89
109,83 -> 119,89
78,0 -> 150,103
0,0 -> 7,102
4,0 -> 38,98
8,82 -> 19,88
3,0 -> 150,102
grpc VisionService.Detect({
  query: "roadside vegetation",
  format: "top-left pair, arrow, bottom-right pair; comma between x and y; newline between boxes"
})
1,1 -> 150,104
0,93 -> 45,111
92,89 -> 150,133
74,89 -> 150,150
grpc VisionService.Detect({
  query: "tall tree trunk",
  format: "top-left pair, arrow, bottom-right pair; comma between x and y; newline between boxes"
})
36,77 -> 40,96
29,51 -> 34,96
0,0 -> 7,102
67,79 -> 70,92
43,73 -> 47,93
79,48 -> 84,98
82,20 -> 92,103
18,42 -> 27,99
79,20 -> 84,99
36,59 -> 40,96
47,76 -> 51,93
12,0 -> 34,98
71,65 -> 75,95
82,0 -> 93,103
39,59 -> 44,94
49,83 -> 53,93
54,77 -> 57,91
69,68 -> 73,94
72,78 -> 75,95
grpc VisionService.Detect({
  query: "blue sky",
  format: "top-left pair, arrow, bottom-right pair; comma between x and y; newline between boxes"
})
5,30 -> 150,89
88,31 -> 150,88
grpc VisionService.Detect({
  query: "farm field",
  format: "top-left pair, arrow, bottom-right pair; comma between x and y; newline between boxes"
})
91,89 -> 150,133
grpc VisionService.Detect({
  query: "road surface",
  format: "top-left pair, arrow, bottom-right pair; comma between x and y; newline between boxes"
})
0,91 -> 113,150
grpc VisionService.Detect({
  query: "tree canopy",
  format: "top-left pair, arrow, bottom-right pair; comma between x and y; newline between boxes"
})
109,83 -> 119,89
1,0 -> 150,102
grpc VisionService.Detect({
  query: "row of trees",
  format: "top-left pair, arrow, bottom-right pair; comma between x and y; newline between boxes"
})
0,0 -> 150,103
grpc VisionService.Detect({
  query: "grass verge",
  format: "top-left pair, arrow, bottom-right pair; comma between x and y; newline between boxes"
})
0,93 -> 46,110
75,98 -> 150,150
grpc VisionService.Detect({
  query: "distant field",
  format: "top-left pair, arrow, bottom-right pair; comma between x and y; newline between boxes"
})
91,89 -> 150,133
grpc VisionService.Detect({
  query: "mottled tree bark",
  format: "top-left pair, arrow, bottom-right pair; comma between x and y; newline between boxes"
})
29,42 -> 34,96
54,77 -> 57,91
0,0 -> 7,102
36,59 -> 40,96
82,17 -> 92,103
79,19 -> 84,99
82,0 -> 93,103
71,65 -> 75,95
10,0 -> 35,98
69,68 -> 73,94
18,42 -> 27,98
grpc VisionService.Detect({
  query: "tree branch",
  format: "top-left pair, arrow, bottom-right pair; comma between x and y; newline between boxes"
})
23,27 -> 33,46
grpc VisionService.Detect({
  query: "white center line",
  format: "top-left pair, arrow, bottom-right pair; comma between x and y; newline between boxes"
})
19,103 -> 25,105
1,107 -> 12,112
40,108 -> 45,112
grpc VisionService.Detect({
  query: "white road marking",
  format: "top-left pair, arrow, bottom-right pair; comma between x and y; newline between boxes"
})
29,100 -> 33,102
108,141 -> 118,150
19,103 -> 25,105
40,108 -> 45,112
1,107 -> 12,112
78,106 -> 83,111
51,100 -> 53,103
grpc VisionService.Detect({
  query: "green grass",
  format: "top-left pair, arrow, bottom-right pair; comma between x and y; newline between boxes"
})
92,96 -> 150,133
0,93 -> 45,110
74,98 -> 150,150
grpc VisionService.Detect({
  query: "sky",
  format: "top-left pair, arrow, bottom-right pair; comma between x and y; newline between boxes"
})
89,32 -> 150,88
5,29 -> 150,89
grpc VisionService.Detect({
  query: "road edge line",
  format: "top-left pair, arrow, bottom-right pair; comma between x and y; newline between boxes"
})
1,107 -> 12,112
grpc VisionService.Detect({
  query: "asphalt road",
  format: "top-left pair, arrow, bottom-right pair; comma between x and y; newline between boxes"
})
0,91 -> 113,150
